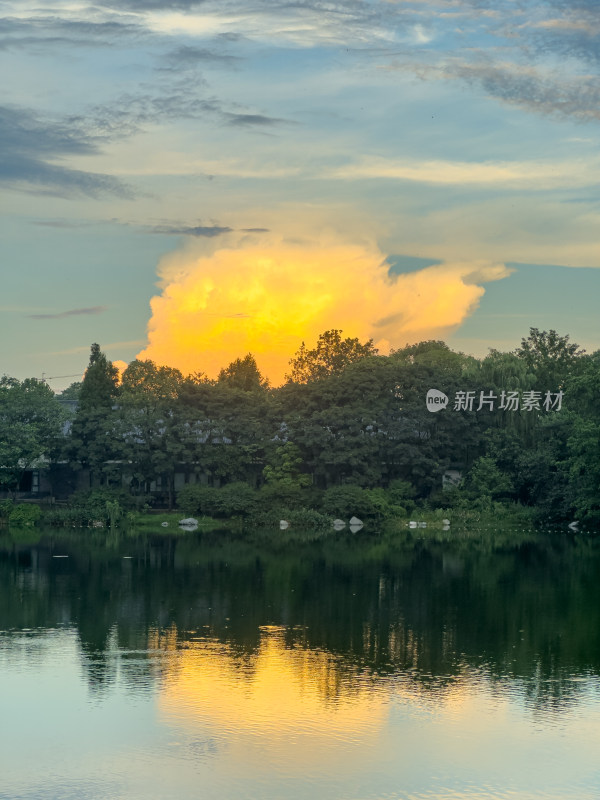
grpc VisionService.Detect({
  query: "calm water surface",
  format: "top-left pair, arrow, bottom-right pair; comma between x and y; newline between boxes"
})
1,525 -> 599,800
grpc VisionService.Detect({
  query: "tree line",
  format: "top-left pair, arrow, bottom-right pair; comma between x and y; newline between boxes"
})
1,328 -> 599,524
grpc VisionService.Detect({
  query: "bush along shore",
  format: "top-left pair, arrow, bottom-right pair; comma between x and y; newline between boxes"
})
0,482 -> 538,536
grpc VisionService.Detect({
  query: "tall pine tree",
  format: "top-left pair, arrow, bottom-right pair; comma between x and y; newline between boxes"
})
69,344 -> 120,486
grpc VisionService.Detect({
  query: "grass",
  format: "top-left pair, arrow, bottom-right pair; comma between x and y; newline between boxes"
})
124,511 -> 231,533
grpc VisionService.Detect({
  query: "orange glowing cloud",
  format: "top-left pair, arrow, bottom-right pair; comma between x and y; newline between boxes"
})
112,359 -> 128,381
137,232 -> 511,383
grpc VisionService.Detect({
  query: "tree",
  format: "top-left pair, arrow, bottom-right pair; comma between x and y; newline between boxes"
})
120,359 -> 182,402
568,417 -> 600,524
515,328 -> 585,391
386,345 -> 480,493
286,329 -> 378,383
218,354 -> 268,391
278,347 -> 474,493
59,382 -> 82,401
263,442 -> 310,487
68,344 -> 120,485
78,343 -> 119,410
118,360 -> 185,507
392,340 -> 474,374
260,442 -> 311,508
462,456 -> 514,510
0,377 -> 66,496
565,354 -> 600,524
178,370 -> 275,487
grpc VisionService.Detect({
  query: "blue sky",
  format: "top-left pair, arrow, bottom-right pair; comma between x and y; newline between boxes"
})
1,0 -> 599,388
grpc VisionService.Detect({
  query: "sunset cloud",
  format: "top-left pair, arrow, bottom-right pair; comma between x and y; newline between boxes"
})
137,233 -> 512,383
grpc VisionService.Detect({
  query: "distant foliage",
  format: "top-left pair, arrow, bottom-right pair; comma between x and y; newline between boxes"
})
43,488 -> 142,528
322,485 -> 388,521
249,506 -> 332,531
9,504 -> 42,527
0,499 -> 14,520
177,482 -> 258,518
70,487 -> 136,513
0,376 -> 66,494
45,506 -> 96,528
59,382 -> 82,401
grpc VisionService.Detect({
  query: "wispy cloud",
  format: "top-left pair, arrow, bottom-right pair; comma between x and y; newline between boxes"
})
150,224 -> 233,237
0,105 -> 132,197
148,223 -> 272,236
140,2 -> 403,46
32,219 -> 99,229
70,86 -> 295,143
41,339 -> 146,356
328,155 -> 600,189
444,59 -> 600,123
0,14 -> 143,51
29,306 -> 109,320
158,43 -> 241,70
223,111 -> 293,128
98,0 -> 207,9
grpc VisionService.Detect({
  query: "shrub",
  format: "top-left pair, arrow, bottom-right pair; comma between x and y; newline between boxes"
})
70,487 -> 135,513
9,504 -> 42,527
322,484 -> 383,521
177,482 -> 257,519
249,505 -> 332,531
285,507 -> 332,530
364,488 -> 392,520
177,484 -> 219,516
45,507 -> 91,527
0,499 -> 14,521
386,480 -> 416,514
259,481 -> 307,510
104,499 -> 122,528
387,479 -> 416,501
216,482 -> 258,518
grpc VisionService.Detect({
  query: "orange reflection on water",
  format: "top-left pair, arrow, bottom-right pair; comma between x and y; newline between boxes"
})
158,627 -> 389,745
136,626 -> 600,797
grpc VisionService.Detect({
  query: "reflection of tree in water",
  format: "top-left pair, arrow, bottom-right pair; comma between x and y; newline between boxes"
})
1,529 -> 599,713
78,624 -> 118,695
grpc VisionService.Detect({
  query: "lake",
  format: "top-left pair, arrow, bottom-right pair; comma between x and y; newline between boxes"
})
1,525 -> 599,800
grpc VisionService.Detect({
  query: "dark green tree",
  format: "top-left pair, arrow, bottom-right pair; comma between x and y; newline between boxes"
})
462,456 -> 514,510
286,329 -> 378,383
59,382 -> 82,401
0,377 -> 66,496
515,328 -> 584,392
218,354 -> 269,391
179,373 -> 274,487
78,343 -> 119,410
120,359 -> 181,401
118,360 -> 185,507
565,353 -> 600,524
68,344 -> 120,486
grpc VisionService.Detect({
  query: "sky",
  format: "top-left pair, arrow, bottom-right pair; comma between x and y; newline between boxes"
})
1,0 -> 599,389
